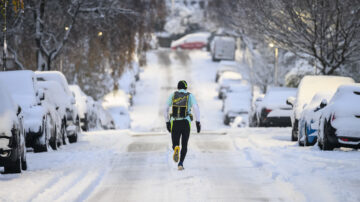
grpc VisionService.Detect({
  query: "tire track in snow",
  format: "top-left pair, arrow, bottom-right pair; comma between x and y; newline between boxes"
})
54,168 -> 107,202
31,169 -> 90,202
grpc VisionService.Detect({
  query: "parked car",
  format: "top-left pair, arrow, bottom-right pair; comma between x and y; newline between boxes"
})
94,102 -> 115,130
171,32 -> 210,50
210,36 -> 236,61
0,70 -> 53,152
217,71 -> 243,99
35,71 -> 80,143
223,84 -> 251,125
69,85 -> 91,131
102,90 -> 130,129
215,61 -> 238,82
286,76 -> 354,141
317,84 -> 360,150
297,92 -> 333,146
249,89 -> 265,127
219,81 -> 249,103
38,81 -> 71,147
0,83 -> 27,173
254,87 -> 297,127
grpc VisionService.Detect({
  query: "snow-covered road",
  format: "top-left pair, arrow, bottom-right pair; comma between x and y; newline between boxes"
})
1,50 -> 359,202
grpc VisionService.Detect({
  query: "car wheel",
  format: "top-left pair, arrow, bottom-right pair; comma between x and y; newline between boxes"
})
223,115 -> 230,126
68,133 -> 77,143
21,133 -> 27,171
298,126 -> 304,146
4,156 -> 22,174
5,130 -> 22,173
304,123 -> 310,146
33,120 -> 49,153
50,127 -> 58,150
291,126 -> 298,141
322,119 -> 334,151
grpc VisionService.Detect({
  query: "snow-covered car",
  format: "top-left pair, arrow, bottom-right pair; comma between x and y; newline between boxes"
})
94,102 -> 115,130
38,81 -> 71,147
0,84 -> 27,173
286,76 -> 354,141
171,32 -> 210,50
215,61 -> 238,82
69,85 -> 91,131
223,84 -> 252,126
317,84 -> 360,150
254,87 -> 297,127
35,71 -> 80,143
0,70 -> 53,152
217,71 -> 243,99
298,92 -> 333,146
249,94 -> 264,127
102,90 -> 130,129
219,81 -> 249,103
210,36 -> 236,61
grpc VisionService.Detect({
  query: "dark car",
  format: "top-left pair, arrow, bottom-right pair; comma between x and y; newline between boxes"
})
254,87 -> 296,127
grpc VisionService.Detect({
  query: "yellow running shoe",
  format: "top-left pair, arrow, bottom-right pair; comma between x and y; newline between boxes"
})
173,146 -> 180,163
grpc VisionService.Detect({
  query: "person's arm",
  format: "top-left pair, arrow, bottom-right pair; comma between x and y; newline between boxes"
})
164,94 -> 173,122
190,94 -> 201,133
190,94 -> 200,122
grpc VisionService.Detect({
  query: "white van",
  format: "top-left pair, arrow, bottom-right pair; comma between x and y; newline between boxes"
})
211,36 -> 236,61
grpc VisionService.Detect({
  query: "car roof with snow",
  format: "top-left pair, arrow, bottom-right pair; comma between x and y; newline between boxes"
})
0,82 -> 18,132
0,82 -> 17,115
0,70 -> 37,107
260,87 -> 297,109
224,90 -> 252,114
35,71 -> 72,96
219,71 -> 242,81
37,80 -> 70,108
306,91 -> 334,110
69,85 -> 86,98
102,89 -> 129,109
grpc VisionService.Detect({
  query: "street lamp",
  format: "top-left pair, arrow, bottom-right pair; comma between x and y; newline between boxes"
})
98,31 -> 103,37
269,43 -> 279,86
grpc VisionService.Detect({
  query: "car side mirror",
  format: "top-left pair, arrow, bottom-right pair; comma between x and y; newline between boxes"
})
320,99 -> 327,109
286,96 -> 295,107
56,106 -> 60,110
17,106 -> 22,116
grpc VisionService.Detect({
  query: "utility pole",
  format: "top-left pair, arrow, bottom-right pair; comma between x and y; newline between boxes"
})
274,47 -> 278,86
2,0 -> 7,71
269,43 -> 278,86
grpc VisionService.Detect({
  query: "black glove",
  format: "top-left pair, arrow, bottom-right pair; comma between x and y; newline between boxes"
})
166,122 -> 171,133
196,121 -> 201,133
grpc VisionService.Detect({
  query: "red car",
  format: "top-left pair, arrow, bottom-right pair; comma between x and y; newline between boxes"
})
171,32 -> 210,50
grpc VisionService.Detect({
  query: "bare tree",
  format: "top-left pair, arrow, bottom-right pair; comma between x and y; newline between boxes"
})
209,0 -> 360,75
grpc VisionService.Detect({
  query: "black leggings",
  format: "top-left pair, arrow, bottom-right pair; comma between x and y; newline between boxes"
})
171,120 -> 190,163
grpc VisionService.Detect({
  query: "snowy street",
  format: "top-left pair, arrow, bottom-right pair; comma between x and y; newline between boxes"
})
1,50 -> 360,202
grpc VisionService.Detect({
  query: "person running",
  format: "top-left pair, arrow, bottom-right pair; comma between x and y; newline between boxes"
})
164,80 -> 201,170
